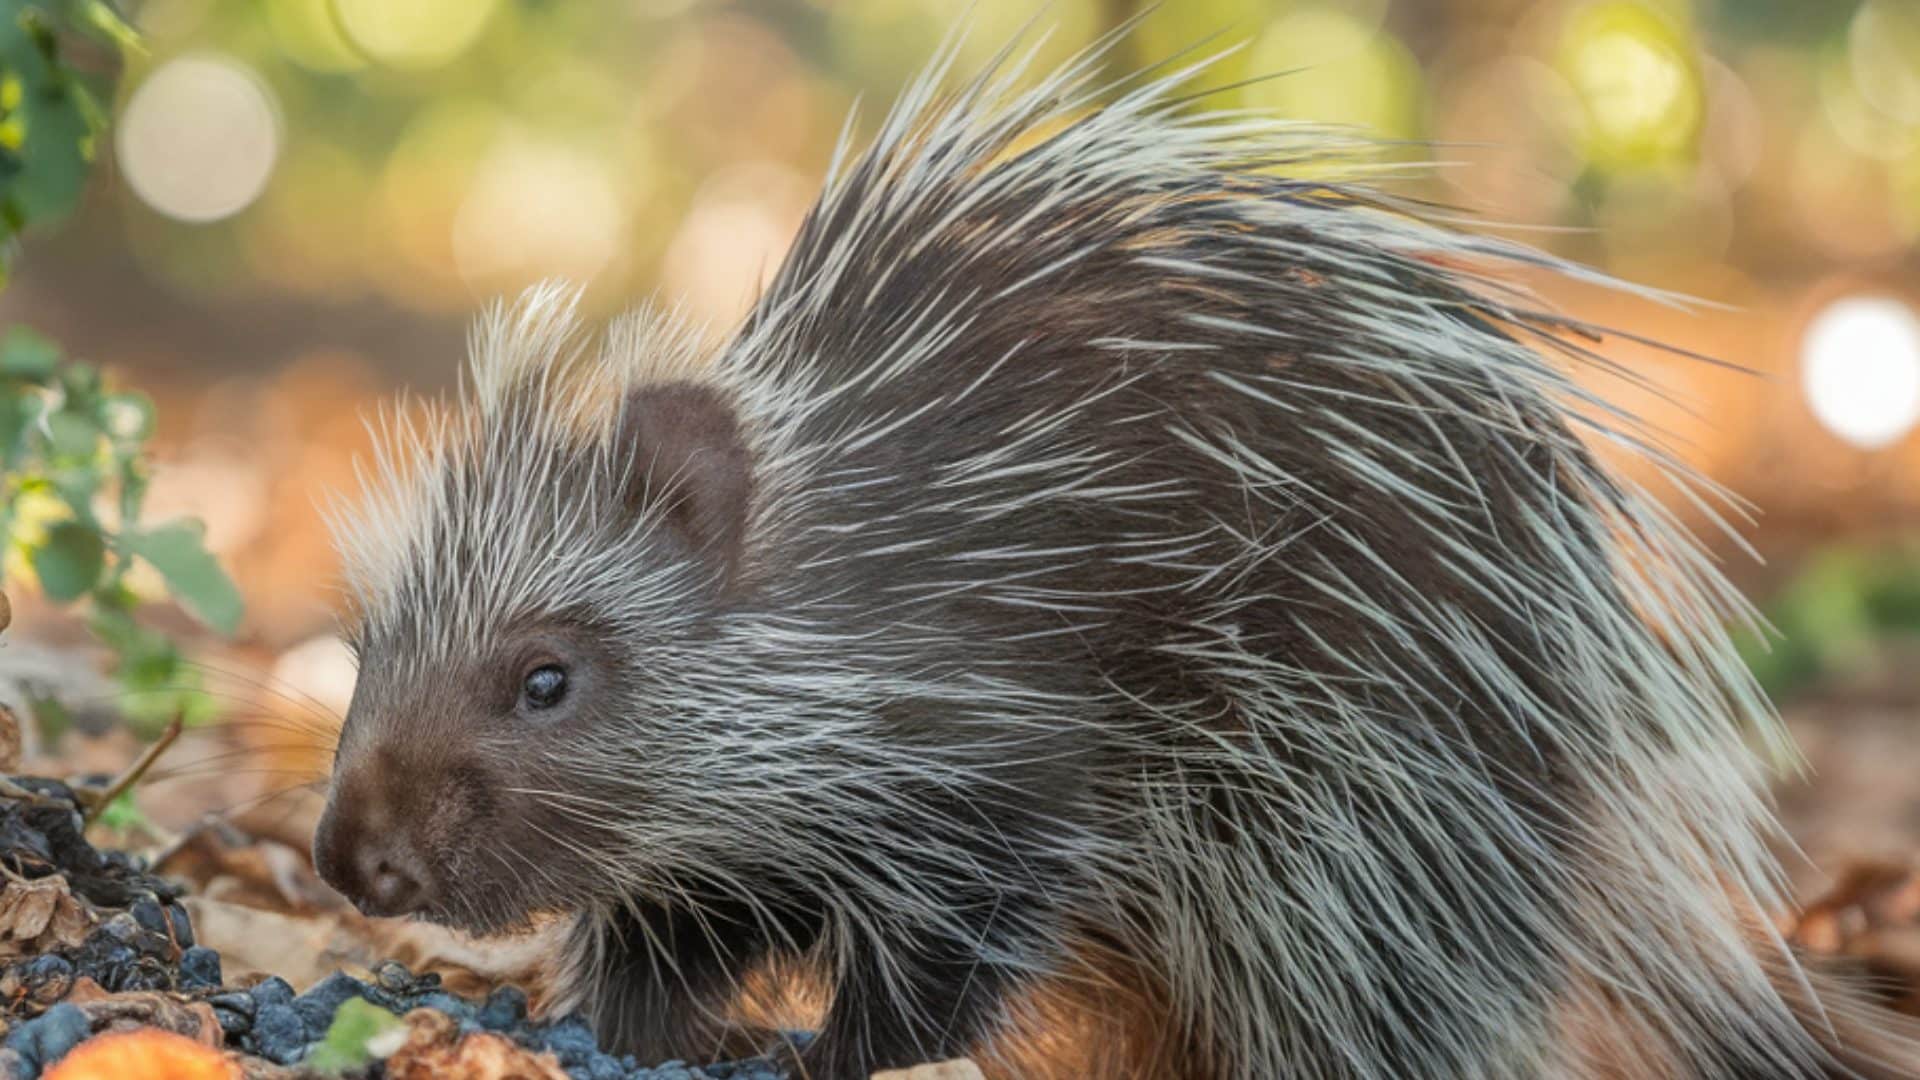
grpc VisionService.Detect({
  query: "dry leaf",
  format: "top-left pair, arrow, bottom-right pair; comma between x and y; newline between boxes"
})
158,828 -> 343,916
0,874 -> 92,959
0,703 -> 21,774
383,1007 -> 568,1080
57,979 -> 225,1046
1789,861 -> 1920,957
183,896 -> 557,1001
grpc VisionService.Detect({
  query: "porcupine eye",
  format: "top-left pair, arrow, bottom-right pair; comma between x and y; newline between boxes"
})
522,665 -> 568,709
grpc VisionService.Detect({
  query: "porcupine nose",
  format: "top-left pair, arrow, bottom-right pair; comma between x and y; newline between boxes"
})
311,784 -> 433,918
349,845 -> 425,916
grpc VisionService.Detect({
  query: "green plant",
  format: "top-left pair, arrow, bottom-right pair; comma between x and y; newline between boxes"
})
305,997 -> 407,1073
1737,542 -> 1920,702
0,0 -> 135,283
0,2 -> 239,733
1,325 -> 241,729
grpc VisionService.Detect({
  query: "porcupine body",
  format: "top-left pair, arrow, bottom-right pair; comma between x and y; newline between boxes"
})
311,35 -> 1920,1080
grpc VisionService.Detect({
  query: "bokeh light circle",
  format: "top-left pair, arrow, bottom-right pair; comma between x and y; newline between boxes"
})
1557,1 -> 1702,170
266,0 -> 367,73
451,134 -> 627,293
1850,1 -> 1920,127
1244,8 -> 1422,140
334,0 -> 498,71
1800,296 -> 1920,450
117,54 -> 281,224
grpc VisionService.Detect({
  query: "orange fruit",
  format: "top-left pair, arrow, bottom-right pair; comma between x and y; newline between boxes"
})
45,1029 -> 238,1080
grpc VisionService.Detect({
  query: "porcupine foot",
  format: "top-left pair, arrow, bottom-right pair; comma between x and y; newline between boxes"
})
799,928 -> 1032,1079
585,899 -> 794,1066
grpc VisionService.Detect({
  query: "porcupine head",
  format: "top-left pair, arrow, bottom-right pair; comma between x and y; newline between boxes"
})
307,284 -> 826,1035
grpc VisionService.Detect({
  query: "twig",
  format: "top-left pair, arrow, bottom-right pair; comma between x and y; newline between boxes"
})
80,710 -> 184,826
0,778 -> 70,812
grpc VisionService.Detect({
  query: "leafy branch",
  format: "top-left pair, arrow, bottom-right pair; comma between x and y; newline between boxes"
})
0,0 -> 137,283
0,326 -> 241,730
0,2 -> 240,738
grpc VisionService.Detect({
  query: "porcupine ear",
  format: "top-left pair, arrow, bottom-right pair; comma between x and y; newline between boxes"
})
612,382 -> 753,585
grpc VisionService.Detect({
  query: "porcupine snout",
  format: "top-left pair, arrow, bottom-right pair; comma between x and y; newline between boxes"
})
312,749 -> 438,917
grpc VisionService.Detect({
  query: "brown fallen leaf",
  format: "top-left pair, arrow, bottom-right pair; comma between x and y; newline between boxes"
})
1788,860 -> 1920,957
61,978 -> 224,1046
0,703 -> 21,774
0,873 -> 93,959
383,1007 -> 569,1080
157,825 -> 345,916
184,895 -> 560,1002
1786,860 -> 1920,1019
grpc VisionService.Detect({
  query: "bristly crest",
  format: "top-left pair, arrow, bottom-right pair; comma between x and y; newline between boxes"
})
327,284 -> 717,673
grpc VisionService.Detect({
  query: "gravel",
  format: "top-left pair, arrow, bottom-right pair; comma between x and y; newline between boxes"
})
0,776 -> 795,1079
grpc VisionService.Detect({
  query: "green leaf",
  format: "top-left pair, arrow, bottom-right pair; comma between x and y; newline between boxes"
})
29,520 -> 103,600
47,464 -> 98,524
87,602 -> 141,652
0,326 -> 58,379
102,390 -> 152,442
45,407 -> 96,459
0,386 -> 29,463
27,694 -> 70,741
70,1 -> 142,55
94,789 -> 147,831
125,520 -> 242,634
94,602 -> 217,732
56,360 -> 97,408
0,12 -> 94,229
114,452 -> 147,527
305,997 -> 405,1073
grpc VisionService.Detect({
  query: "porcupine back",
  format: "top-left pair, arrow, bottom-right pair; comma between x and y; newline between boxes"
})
713,42 -> 1791,1078
334,31 -> 1920,1080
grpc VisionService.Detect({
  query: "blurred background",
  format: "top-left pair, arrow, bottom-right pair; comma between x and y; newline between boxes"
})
1,0 -> 1919,904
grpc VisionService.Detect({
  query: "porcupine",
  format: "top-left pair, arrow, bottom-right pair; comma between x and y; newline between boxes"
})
309,31 -> 1920,1080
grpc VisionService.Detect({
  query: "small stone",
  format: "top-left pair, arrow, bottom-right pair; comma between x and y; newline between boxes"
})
207,991 -> 255,1018
249,976 -> 295,1008
212,1004 -> 252,1037
252,1003 -> 306,1064
20,954 -> 73,1000
119,961 -> 172,992
98,914 -> 139,945
294,972 -> 369,1034
372,959 -> 413,993
129,897 -> 169,937
585,1055 -> 627,1080
412,990 -> 476,1022
178,946 -> 222,990
532,1015 -> 596,1066
166,903 -> 194,948
477,985 -> 528,1031
5,1002 -> 91,1068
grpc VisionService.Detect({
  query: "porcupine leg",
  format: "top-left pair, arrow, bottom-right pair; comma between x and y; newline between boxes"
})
588,899 -> 795,1063
803,899 -> 1044,1078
